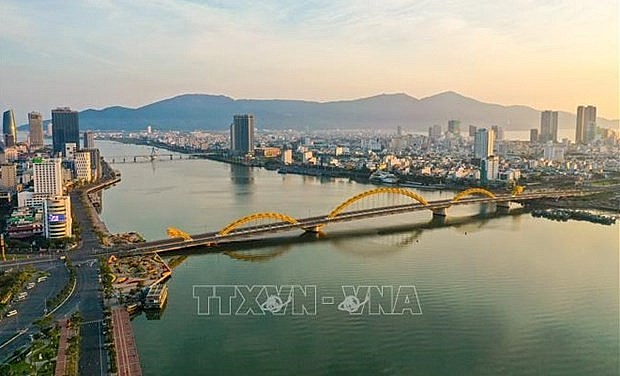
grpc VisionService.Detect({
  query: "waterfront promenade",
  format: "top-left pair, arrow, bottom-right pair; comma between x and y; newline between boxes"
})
111,306 -> 142,376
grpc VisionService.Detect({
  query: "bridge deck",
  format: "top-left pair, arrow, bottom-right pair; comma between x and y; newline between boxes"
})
114,190 -> 589,256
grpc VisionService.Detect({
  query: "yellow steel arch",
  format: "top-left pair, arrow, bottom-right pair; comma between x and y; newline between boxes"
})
512,185 -> 525,196
167,227 -> 193,241
218,212 -> 299,236
452,187 -> 496,203
327,187 -> 429,219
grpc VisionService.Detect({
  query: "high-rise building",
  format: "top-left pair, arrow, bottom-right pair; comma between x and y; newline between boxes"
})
51,107 -> 80,155
448,120 -> 461,135
33,158 -> 63,196
2,109 -> 17,147
87,148 -> 102,180
468,125 -> 477,137
540,111 -> 558,143
428,124 -> 442,139
74,151 -> 92,182
44,196 -> 72,239
230,114 -> 255,155
481,156 -> 500,182
0,163 -> 17,190
491,125 -> 504,141
543,142 -> 565,162
28,111 -> 44,149
83,131 -> 95,149
474,128 -> 495,159
575,105 -> 596,144
530,129 -> 539,143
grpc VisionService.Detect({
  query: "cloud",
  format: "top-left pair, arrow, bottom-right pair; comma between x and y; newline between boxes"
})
0,0 -> 617,121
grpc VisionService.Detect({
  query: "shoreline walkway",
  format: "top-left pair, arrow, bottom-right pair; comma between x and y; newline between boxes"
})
111,306 -> 142,376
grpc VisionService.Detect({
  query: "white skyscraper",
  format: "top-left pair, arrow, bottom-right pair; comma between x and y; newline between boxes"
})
481,156 -> 500,181
33,158 -> 63,196
474,128 -> 495,159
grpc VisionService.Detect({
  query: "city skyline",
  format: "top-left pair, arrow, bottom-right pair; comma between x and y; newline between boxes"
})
1,1 -> 618,122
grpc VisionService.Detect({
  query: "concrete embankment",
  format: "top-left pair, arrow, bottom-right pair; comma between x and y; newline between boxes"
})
80,160 -> 121,239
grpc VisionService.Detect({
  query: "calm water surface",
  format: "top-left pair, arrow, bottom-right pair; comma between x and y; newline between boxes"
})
97,141 -> 618,376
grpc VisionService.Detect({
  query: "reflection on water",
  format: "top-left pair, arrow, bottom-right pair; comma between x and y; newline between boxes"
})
96,141 -> 619,376
230,164 -> 254,185
144,301 -> 167,320
224,245 -> 292,262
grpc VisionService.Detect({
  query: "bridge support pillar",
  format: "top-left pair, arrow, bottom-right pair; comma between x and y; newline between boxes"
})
303,226 -> 324,234
496,202 -> 511,213
432,208 -> 447,218
431,215 -> 447,225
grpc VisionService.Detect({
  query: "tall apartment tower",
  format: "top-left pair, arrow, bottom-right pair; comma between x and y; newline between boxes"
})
74,151 -> 92,182
575,105 -> 596,144
448,120 -> 461,135
2,109 -> 17,147
83,131 -> 95,149
540,110 -> 558,143
474,128 -> 495,159
33,158 -> 63,196
51,107 -> 80,155
0,163 -> 17,190
28,111 -> 44,149
230,114 -> 255,155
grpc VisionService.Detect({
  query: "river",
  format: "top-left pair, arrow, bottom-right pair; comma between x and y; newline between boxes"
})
96,140 -> 618,376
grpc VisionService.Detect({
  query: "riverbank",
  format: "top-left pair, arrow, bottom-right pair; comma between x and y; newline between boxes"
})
77,160 -> 120,243
102,137 -> 495,191
525,190 -> 620,213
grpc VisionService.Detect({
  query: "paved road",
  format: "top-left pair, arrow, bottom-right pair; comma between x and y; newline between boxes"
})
0,260 -> 69,362
1,169 -> 115,372
69,190 -> 108,376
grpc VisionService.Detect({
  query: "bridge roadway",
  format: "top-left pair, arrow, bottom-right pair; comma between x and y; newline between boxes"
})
116,189 -> 586,256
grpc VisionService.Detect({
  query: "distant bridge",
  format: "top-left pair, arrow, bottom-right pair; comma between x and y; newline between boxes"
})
114,187 -> 594,256
107,154 -> 195,163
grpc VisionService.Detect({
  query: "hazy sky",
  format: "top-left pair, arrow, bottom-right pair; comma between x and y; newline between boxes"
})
1,0 -> 618,123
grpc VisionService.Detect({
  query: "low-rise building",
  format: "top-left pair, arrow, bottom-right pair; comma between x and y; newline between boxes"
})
7,207 -> 44,238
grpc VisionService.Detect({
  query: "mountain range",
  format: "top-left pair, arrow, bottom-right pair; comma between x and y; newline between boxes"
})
45,91 -> 620,131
